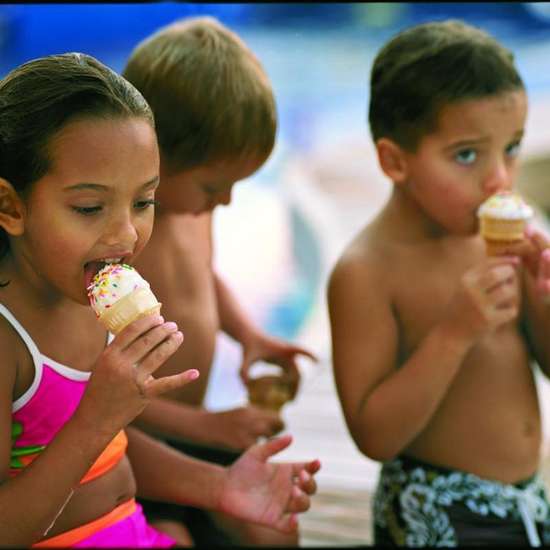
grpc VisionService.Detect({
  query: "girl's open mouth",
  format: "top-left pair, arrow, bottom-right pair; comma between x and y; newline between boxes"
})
84,258 -> 124,291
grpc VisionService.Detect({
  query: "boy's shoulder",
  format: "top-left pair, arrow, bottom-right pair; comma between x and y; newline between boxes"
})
328,222 -> 395,298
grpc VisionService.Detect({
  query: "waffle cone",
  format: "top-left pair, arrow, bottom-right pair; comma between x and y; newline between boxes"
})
98,287 -> 162,334
247,375 -> 292,412
479,216 -> 527,242
483,238 -> 523,257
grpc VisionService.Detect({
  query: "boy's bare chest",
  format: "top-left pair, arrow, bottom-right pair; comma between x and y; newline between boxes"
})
389,248 -> 502,353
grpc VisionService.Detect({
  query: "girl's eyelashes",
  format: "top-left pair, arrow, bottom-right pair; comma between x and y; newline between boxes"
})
454,148 -> 477,165
134,198 -> 159,210
72,205 -> 102,216
71,199 -> 159,216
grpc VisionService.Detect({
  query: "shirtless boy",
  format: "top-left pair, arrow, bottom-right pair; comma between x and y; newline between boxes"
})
328,19 -> 550,546
122,16 -> 316,545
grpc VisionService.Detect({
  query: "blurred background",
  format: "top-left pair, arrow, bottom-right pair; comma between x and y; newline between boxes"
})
3,3 -> 550,545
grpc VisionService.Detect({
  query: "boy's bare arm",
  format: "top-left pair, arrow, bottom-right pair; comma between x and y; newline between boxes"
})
505,230 -> 550,374
133,396 -> 284,452
328,253 -> 519,462
520,265 -> 550,375
214,272 -> 317,392
214,271 -> 257,343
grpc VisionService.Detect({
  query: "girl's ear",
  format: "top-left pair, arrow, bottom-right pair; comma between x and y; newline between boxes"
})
0,178 -> 25,236
375,138 -> 409,185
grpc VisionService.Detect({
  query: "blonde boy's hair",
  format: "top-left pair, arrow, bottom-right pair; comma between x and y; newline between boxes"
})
123,16 -> 277,172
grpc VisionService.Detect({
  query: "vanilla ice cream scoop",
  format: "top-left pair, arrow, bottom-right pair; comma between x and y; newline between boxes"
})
87,263 -> 161,334
477,191 -> 533,255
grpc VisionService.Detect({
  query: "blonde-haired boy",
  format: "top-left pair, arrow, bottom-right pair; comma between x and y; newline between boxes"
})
123,16 -> 316,546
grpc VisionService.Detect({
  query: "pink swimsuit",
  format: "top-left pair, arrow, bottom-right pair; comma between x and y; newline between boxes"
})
2,303 -> 176,548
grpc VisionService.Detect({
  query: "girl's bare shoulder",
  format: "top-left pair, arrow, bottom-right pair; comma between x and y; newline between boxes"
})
0,314 -> 23,396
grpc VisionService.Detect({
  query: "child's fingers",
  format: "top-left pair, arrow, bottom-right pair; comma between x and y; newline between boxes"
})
489,302 -> 519,325
124,321 -> 181,365
286,485 -> 310,513
296,469 -> 318,495
247,434 -> 293,462
273,512 -> 299,534
496,239 -> 533,259
134,329 -> 184,380
290,459 -> 322,479
526,225 -> 550,251
292,347 -> 319,363
477,264 -> 516,291
146,368 -> 200,397
111,314 -> 165,349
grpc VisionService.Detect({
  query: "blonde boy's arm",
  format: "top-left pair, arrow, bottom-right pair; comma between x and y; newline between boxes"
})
133,396 -> 284,452
328,255 -> 473,462
214,271 -> 263,344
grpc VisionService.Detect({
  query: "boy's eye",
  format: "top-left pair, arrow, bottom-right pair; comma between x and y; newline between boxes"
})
455,149 -> 477,165
506,141 -> 521,158
72,205 -> 102,215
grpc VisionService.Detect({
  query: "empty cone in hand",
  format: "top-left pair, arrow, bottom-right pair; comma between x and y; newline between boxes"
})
247,375 -> 292,412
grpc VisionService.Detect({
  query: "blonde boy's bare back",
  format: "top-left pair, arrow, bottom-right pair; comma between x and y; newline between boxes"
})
329,198 -> 541,484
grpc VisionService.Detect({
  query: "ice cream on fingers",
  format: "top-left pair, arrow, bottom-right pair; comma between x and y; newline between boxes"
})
477,191 -> 533,256
87,263 -> 161,334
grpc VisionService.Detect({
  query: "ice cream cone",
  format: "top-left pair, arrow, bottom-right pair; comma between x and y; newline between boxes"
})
99,287 -> 161,334
477,192 -> 533,256
87,263 -> 161,334
247,375 -> 292,412
483,237 -> 524,257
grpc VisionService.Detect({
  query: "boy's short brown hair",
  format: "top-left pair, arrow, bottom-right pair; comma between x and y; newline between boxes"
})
368,19 -> 525,151
123,16 -> 277,172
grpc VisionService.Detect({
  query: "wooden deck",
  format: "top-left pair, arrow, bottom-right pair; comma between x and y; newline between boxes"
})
278,351 -> 376,547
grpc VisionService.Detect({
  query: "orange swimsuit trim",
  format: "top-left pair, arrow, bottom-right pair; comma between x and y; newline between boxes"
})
80,430 -> 128,484
32,498 -> 136,548
10,430 -> 128,485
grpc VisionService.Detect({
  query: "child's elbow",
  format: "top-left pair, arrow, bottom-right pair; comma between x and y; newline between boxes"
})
353,430 -> 401,463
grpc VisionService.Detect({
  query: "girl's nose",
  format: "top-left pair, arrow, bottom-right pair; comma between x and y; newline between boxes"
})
103,214 -> 138,248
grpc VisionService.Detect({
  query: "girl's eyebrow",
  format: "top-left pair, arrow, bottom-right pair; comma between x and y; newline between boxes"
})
63,175 -> 159,192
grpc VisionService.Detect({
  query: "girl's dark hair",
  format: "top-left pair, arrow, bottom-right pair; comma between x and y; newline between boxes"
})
368,20 -> 525,150
0,52 -> 154,260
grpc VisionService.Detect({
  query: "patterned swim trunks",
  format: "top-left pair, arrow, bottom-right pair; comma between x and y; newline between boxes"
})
373,454 -> 550,547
